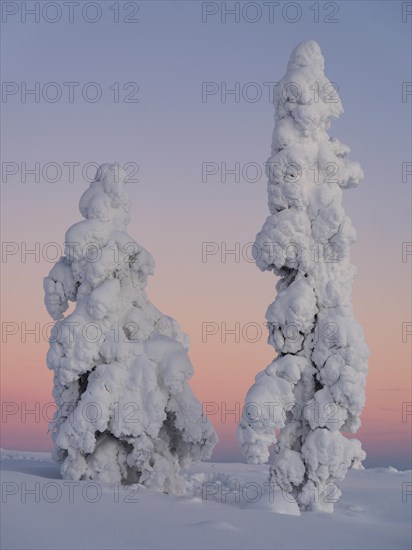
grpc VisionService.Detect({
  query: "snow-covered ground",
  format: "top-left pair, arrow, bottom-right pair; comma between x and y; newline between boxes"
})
1,449 -> 410,549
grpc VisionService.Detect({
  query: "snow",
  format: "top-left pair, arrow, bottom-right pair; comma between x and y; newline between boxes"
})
44,163 -> 217,492
238,40 -> 369,511
1,450 -> 411,549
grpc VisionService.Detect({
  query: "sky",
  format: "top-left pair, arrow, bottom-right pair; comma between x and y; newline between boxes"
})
1,0 -> 411,469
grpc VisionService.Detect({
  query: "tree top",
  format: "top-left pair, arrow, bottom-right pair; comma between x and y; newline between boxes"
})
287,40 -> 324,72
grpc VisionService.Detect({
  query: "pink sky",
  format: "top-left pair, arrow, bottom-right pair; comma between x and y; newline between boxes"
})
1,228 -> 411,467
1,1 -> 410,468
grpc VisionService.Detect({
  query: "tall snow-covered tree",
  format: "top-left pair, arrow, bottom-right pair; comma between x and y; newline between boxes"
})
238,41 -> 369,512
44,163 -> 217,493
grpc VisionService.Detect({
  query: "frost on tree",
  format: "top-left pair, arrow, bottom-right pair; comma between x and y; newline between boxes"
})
44,164 -> 217,493
237,41 -> 369,512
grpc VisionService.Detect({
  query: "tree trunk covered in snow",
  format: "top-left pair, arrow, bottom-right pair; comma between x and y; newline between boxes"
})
44,164 -> 217,493
238,41 -> 369,512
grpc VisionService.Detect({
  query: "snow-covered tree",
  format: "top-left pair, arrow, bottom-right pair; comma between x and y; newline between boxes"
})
44,163 -> 217,493
237,41 -> 369,512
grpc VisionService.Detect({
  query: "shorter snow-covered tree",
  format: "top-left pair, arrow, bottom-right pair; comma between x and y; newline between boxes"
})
44,163 -> 217,493
238,41 -> 369,512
